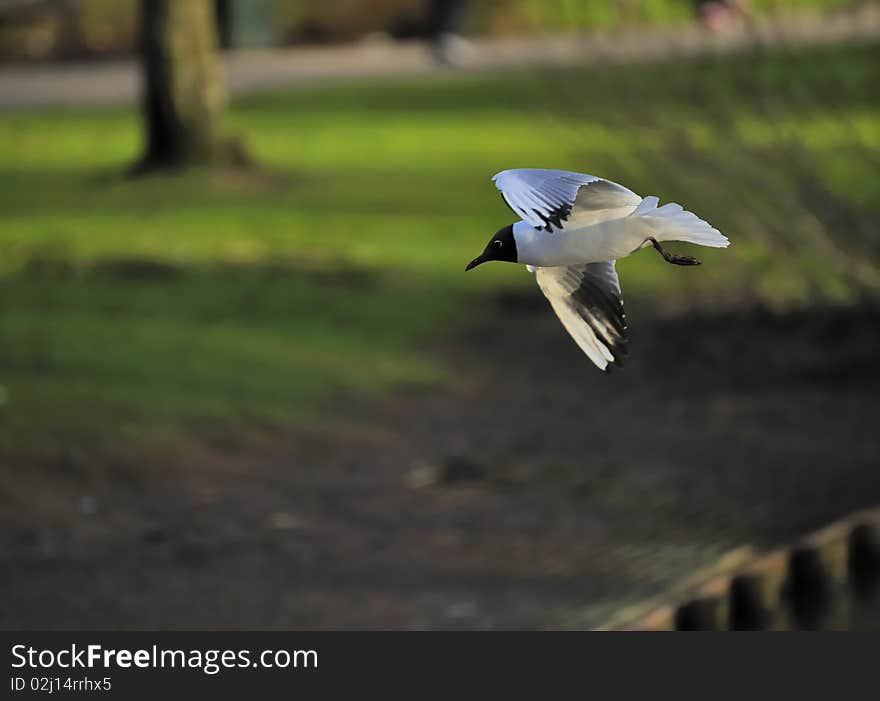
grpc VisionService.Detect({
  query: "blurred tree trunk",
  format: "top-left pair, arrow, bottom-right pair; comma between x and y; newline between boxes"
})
134,0 -> 245,172
56,0 -> 83,59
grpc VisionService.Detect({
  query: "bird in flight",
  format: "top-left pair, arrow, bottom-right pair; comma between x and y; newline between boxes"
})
466,168 -> 729,371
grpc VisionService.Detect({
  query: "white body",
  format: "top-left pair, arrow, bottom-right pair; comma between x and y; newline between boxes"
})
513,217 -> 646,266
512,197 -> 728,267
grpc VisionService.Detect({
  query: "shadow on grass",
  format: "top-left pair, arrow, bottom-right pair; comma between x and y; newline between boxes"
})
0,255 -> 466,459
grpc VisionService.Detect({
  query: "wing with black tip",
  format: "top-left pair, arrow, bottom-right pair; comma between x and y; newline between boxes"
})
533,261 -> 628,371
493,168 -> 641,233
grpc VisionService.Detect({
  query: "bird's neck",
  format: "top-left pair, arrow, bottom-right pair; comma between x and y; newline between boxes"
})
512,221 -> 567,266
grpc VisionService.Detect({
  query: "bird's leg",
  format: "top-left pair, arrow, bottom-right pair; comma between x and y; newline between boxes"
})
647,237 -> 701,266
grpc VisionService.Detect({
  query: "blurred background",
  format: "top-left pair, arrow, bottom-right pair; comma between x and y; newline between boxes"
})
0,0 -> 878,629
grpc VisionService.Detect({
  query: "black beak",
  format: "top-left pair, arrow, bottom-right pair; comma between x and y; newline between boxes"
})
465,253 -> 488,272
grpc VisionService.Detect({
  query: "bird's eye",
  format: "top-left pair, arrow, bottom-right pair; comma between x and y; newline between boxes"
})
494,240 -> 502,248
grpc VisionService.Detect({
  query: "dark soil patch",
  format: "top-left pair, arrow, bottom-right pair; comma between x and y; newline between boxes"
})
2,300 -> 879,629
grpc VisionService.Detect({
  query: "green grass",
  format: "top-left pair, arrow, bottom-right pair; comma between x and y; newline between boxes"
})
60,0 -> 862,55
1,43 -> 878,459
468,0 -> 858,33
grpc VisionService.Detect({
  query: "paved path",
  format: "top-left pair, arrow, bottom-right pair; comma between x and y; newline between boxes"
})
1,7 -> 879,109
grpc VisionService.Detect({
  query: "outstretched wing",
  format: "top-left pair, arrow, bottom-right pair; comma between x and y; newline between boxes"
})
493,168 -> 641,233
533,261 -> 628,371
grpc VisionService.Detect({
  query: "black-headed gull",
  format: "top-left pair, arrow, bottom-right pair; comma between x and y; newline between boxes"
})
466,168 -> 729,371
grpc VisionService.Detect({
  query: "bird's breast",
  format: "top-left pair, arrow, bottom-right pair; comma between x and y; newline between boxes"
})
513,221 -> 637,267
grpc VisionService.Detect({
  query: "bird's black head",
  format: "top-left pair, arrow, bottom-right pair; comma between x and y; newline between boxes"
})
465,224 -> 518,271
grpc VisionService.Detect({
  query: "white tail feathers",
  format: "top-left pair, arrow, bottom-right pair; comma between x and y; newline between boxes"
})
631,196 -> 729,248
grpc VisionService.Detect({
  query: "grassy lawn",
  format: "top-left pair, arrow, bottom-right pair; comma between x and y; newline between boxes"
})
1,44 -> 878,460
468,0 -> 857,33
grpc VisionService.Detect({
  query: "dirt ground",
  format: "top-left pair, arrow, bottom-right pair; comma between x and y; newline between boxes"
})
2,296 -> 879,630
